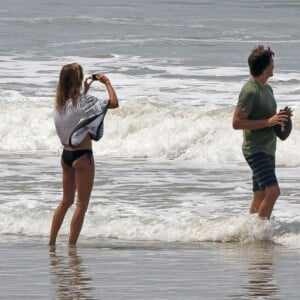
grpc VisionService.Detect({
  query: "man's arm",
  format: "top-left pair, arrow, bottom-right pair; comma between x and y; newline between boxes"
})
232,108 -> 289,130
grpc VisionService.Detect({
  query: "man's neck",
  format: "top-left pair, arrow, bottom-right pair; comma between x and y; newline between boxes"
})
252,75 -> 268,87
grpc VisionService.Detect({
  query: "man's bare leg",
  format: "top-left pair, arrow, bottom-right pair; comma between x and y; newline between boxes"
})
250,190 -> 265,214
258,185 -> 280,219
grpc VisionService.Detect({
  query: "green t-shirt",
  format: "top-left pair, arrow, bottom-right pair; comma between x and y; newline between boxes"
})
237,79 -> 277,157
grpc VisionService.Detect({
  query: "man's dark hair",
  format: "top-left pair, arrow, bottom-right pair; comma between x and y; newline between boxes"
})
248,45 -> 274,77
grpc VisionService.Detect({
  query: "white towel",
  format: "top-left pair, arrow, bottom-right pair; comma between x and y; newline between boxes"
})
53,93 -> 110,147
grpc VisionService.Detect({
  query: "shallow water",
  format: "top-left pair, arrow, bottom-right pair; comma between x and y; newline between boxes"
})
0,153 -> 299,249
0,240 -> 299,299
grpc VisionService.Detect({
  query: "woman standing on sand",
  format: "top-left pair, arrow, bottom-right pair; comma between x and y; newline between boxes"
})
49,63 -> 118,246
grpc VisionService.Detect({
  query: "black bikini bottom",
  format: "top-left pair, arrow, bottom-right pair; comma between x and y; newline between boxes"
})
62,149 -> 93,167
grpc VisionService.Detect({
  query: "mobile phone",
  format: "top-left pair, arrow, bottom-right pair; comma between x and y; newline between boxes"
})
92,74 -> 97,81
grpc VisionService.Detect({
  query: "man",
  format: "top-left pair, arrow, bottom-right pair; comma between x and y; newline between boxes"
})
232,45 -> 289,219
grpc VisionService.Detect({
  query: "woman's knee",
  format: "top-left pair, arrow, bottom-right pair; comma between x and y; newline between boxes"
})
61,197 -> 75,208
76,199 -> 89,212
74,202 -> 89,217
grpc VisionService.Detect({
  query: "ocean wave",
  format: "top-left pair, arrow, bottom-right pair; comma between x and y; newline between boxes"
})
93,99 -> 300,166
1,207 -> 299,249
0,94 -> 299,166
0,54 -> 299,165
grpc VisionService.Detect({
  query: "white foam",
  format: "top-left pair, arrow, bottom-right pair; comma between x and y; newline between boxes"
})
3,203 -> 299,249
0,153 -> 299,248
0,91 -> 299,166
0,55 -> 299,165
82,212 -> 300,249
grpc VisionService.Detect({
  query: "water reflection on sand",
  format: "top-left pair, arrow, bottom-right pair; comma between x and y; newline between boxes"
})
49,246 -> 95,300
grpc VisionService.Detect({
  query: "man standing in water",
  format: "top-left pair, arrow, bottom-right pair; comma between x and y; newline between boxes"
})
232,45 -> 290,219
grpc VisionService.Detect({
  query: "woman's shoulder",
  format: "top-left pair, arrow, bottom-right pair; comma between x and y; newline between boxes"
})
77,93 -> 98,108
79,93 -> 98,101
79,93 -> 109,109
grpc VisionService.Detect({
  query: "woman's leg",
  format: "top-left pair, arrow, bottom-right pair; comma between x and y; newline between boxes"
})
49,161 -> 76,246
69,154 -> 95,245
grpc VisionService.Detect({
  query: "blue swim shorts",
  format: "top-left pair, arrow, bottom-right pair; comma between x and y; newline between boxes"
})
245,152 -> 278,192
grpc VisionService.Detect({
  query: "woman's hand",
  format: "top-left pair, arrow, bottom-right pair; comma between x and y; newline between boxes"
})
93,73 -> 111,86
87,73 -> 118,108
83,77 -> 92,94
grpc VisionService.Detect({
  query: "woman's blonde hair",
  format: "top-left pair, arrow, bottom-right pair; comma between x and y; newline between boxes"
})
55,63 -> 84,110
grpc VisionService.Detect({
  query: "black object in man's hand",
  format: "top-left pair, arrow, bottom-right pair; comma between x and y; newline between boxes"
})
274,106 -> 292,141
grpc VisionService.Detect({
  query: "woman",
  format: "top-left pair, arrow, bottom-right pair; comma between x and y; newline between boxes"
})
49,63 -> 118,246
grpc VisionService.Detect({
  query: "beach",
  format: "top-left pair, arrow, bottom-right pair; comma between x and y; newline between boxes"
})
1,239 -> 300,299
1,154 -> 300,299
1,0 -> 300,298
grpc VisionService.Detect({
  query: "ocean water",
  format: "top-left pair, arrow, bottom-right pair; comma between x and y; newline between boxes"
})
0,2 -> 300,298
1,1 -> 300,299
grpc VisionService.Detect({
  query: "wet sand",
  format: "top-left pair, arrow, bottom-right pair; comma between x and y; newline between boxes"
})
0,238 -> 299,299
